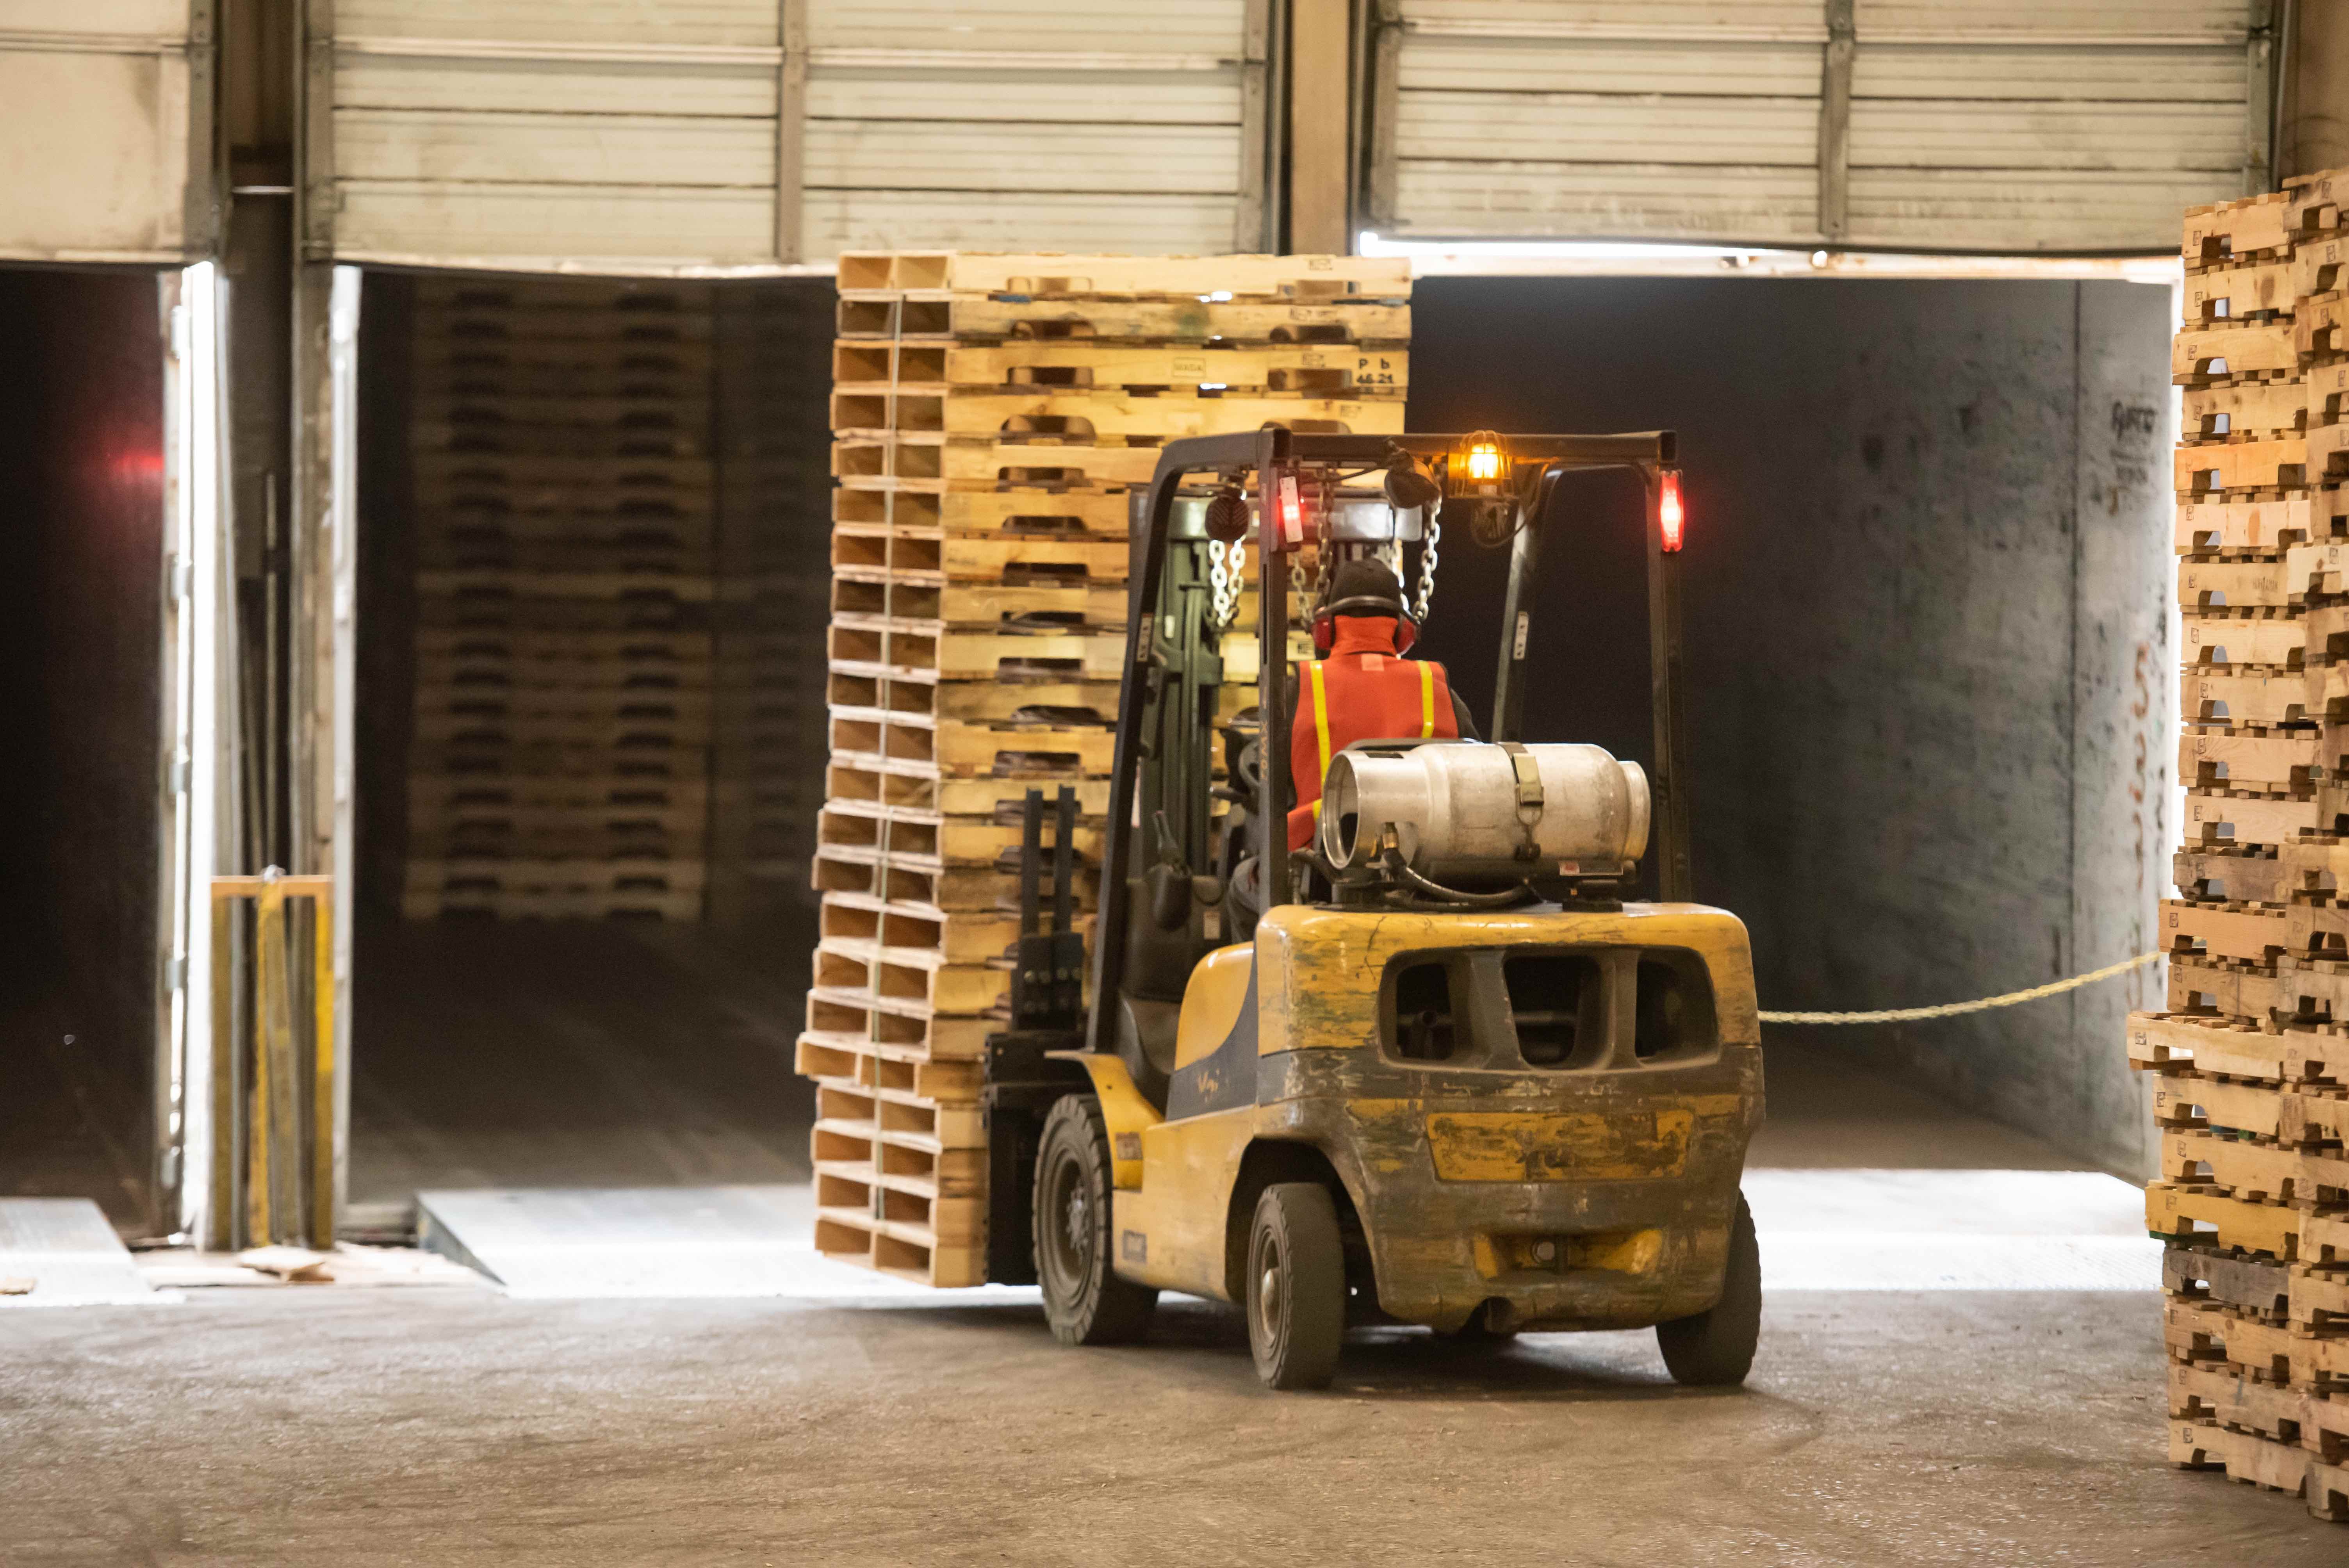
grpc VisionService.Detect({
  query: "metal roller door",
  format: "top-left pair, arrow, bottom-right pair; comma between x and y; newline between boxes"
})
801,0 -> 1270,257
325,0 -> 1273,271
1368,0 -> 2271,253
0,2 -> 214,264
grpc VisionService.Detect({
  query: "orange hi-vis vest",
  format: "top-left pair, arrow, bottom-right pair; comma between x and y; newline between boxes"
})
1286,618 -> 1459,851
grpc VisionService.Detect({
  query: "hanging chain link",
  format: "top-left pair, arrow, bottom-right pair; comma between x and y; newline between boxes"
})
1207,539 -> 1244,630
1413,506 -> 1441,624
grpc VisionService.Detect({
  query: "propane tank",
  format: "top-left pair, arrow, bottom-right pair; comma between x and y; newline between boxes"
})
1318,741 -> 1649,884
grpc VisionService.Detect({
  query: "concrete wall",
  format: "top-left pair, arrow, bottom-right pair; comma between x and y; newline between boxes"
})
0,267 -> 167,1229
1408,277 -> 2172,1176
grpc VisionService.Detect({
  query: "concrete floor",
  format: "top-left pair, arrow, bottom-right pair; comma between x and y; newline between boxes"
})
4,1284 -> 2339,1564
349,919 -> 816,1208
5,933 -> 2337,1562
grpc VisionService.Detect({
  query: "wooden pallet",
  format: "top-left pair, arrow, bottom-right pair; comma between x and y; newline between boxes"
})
408,743 -> 710,781
2181,789 -> 2319,848
2175,322 -> 2301,385
412,452 -> 716,492
818,801 -> 1103,870
2171,1418 -> 2349,1521
834,251 -> 1412,300
827,713 -> 1116,777
2184,192 -> 2296,270
833,483 -> 1138,540
2183,667 -> 2312,725
835,340 -> 1408,398
2166,1244 -> 2294,1319
2294,234 -> 2349,302
2286,168 -> 2349,237
825,668 -> 1121,724
832,387 -> 1412,441
827,622 -> 1125,683
818,894 -> 1032,967
405,854 -> 704,890
2183,381 -> 2310,443
813,936 -> 1007,1016
415,626 -> 711,663
2164,1130 -> 2349,1205
838,292 -> 1413,346
796,1034 -> 983,1098
402,888 -> 702,921
829,575 -> 1129,632
2178,556 -> 2294,608
413,663 -> 714,698
803,991 -> 998,1062
825,759 -> 1113,819
811,844 -> 1101,916
2185,261 -> 2299,325
406,774 -> 711,812
831,529 -> 1133,589
832,434 -> 1164,490
2175,436 -> 2310,495
2175,495 -> 2314,556
2148,1181 -> 2307,1260
2184,612 -> 2308,669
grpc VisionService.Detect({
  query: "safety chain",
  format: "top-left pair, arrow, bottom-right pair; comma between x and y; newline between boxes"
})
1207,538 -> 1244,630
1757,950 -> 2163,1025
1413,507 -> 1440,624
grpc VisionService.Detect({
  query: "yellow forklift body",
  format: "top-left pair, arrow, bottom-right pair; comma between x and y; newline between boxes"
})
1083,901 -> 1763,1331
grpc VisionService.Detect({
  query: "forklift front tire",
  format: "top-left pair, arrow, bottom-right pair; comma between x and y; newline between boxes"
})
1656,1191 -> 1761,1388
1246,1183 -> 1346,1390
1034,1094 -> 1157,1346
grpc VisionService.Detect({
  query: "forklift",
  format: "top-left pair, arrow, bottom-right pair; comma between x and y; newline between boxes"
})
981,429 -> 1764,1390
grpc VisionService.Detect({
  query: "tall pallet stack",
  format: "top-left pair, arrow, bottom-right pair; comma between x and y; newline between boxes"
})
2133,169 -> 2349,1524
797,252 -> 1412,1285
404,280 -> 716,920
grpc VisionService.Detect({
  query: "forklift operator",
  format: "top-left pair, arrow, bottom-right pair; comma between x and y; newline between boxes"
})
1286,557 -> 1480,851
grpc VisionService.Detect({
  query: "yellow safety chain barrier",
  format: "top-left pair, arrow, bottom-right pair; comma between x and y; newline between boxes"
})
1757,950 -> 2165,1025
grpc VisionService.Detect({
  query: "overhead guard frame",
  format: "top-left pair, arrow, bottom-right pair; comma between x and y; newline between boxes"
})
1086,429 -> 1686,1062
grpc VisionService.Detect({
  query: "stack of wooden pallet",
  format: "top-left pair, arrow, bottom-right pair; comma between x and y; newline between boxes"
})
2134,170 -> 2349,1524
404,279 -> 716,920
797,252 -> 1412,1284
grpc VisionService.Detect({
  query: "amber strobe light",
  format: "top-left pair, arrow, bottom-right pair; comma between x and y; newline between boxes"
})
1458,429 -> 1509,486
1657,469 -> 1685,553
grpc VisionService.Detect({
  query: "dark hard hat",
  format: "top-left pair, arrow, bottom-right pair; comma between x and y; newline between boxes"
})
1322,557 -> 1406,618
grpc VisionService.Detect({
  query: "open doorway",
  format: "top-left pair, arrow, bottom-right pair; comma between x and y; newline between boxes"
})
0,267 -> 170,1234
344,273 -> 836,1220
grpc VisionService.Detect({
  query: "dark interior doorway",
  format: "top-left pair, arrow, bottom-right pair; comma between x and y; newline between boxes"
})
0,267 -> 168,1234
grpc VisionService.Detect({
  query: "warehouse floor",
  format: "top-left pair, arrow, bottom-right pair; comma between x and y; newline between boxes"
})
349,919 -> 816,1210
5,1279 -> 2337,1563
11,1035 -> 2345,1563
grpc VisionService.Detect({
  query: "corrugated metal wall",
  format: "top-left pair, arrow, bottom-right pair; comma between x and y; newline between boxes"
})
327,0 -> 1272,270
0,1 -> 212,263
1369,0 -> 2268,252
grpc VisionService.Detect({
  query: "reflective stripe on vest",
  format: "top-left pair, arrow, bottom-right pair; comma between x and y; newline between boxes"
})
1419,661 -> 1435,738
1308,659 -> 1331,818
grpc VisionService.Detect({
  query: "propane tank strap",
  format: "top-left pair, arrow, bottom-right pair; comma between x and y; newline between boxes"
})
1497,742 -> 1543,862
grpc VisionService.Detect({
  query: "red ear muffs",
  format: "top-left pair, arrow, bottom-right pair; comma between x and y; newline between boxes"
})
1312,600 -> 1417,656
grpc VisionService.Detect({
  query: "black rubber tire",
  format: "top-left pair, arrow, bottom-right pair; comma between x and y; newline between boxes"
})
1034,1095 -> 1157,1346
1245,1182 -> 1346,1390
1657,1191 -> 1762,1387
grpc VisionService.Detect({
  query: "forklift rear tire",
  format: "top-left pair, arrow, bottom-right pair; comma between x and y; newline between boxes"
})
1246,1183 -> 1346,1390
1035,1095 -> 1157,1346
1656,1192 -> 1761,1388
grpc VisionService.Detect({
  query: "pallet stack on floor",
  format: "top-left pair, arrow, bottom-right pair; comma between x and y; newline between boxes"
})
796,252 -> 1412,1284
404,280 -> 716,921
2133,169 -> 2349,1524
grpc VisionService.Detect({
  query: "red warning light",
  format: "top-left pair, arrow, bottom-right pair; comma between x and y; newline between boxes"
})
1276,472 -> 1305,547
1657,470 -> 1684,553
